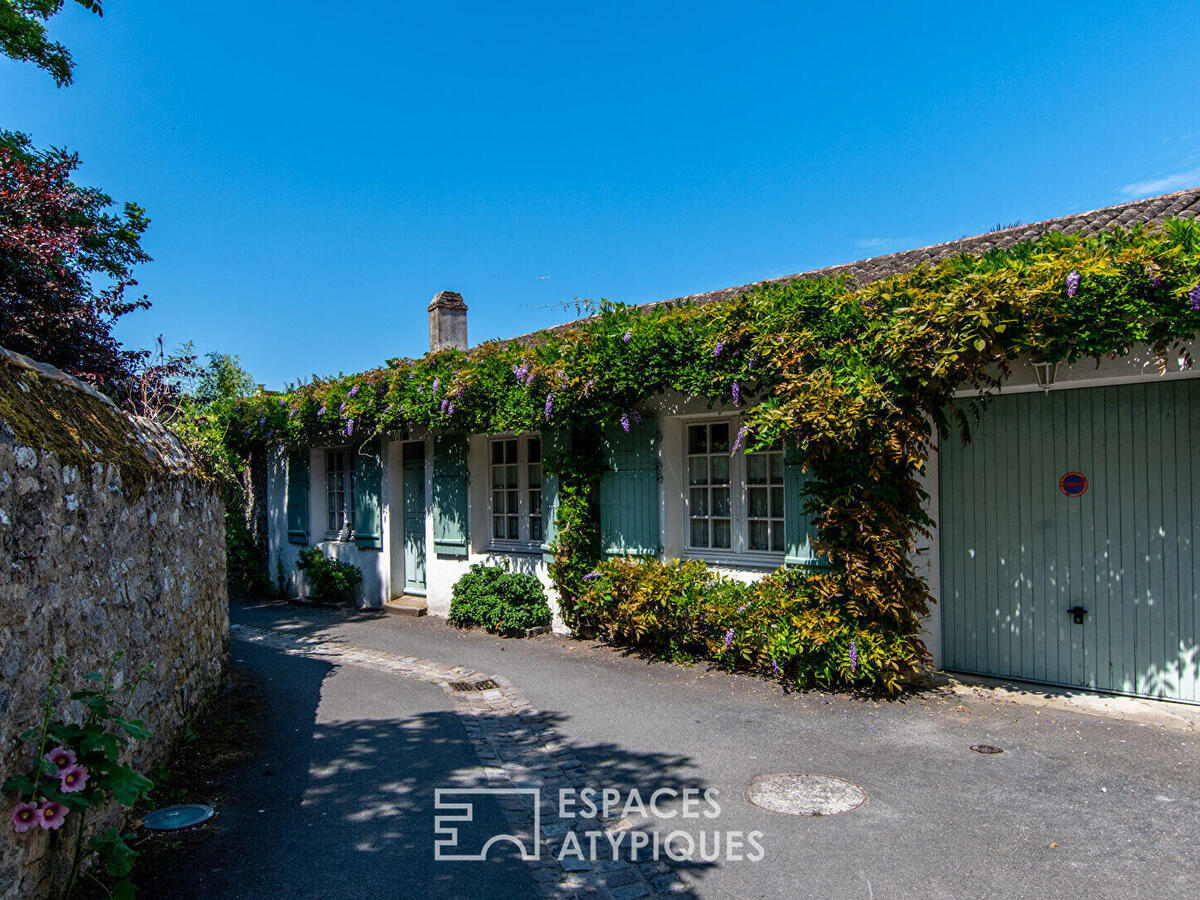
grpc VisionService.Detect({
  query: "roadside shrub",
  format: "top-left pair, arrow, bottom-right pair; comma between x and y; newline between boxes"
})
449,563 -> 552,636
297,547 -> 363,603
574,557 -> 925,692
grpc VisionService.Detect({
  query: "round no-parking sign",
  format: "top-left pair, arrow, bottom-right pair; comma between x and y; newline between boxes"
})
1059,472 -> 1088,497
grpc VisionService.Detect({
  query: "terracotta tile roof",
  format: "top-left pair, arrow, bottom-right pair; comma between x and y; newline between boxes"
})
509,187 -> 1200,342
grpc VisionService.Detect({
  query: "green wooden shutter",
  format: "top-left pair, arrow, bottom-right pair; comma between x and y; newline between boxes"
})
353,440 -> 383,550
432,433 -> 470,557
540,428 -> 571,562
599,417 -> 660,557
286,450 -> 310,545
783,440 -> 823,566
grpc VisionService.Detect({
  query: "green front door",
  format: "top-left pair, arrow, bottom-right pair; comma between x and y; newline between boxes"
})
940,379 -> 1200,703
402,442 -> 427,594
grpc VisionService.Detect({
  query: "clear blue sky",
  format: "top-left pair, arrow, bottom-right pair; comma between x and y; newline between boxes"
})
3,1 -> 1198,388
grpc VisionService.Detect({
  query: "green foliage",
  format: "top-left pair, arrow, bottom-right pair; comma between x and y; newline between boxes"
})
2,651 -> 153,898
0,1 -> 103,87
449,562 -> 553,636
576,557 -> 924,691
224,219 -> 1200,690
296,546 -> 362,602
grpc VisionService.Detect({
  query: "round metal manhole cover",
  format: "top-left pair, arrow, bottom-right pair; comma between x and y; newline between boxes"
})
142,804 -> 215,831
745,774 -> 867,816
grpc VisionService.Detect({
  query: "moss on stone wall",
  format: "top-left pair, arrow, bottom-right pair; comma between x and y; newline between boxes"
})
0,350 -> 208,499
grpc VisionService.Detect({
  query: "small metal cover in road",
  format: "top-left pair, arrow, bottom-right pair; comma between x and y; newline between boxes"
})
744,774 -> 867,816
142,804 -> 215,831
448,678 -> 499,692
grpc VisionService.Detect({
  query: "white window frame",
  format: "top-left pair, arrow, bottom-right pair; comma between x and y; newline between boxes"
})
487,433 -> 543,552
682,417 -> 785,566
324,447 -> 355,541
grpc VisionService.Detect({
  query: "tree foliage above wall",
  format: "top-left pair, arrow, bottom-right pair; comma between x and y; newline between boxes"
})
229,219 -> 1200,689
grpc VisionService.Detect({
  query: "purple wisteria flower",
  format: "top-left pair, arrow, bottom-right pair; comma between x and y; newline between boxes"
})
748,355 -> 758,370
723,628 -> 735,650
770,659 -> 781,676
348,384 -> 359,398
279,398 -> 287,407
258,417 -> 265,427
447,402 -> 455,416
338,402 -> 347,414
732,425 -> 748,452
513,362 -> 528,381
849,641 -> 858,672
432,378 -> 440,394
1066,270 -> 1080,297
1190,283 -> 1200,311
736,604 -> 747,614
620,413 -> 631,433
631,411 -> 642,425
289,407 -> 299,419
346,419 -> 355,436
731,382 -> 741,406
582,570 -> 601,581
623,330 -> 632,343
318,405 -> 327,418
441,398 -> 449,413
584,379 -> 595,392
713,341 -> 723,358
544,393 -> 554,421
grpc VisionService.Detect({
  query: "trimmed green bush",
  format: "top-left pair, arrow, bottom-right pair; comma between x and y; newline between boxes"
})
575,556 -> 923,691
297,546 -> 363,603
449,563 -> 552,636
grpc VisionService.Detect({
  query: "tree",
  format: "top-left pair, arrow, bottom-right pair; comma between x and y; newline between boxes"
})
0,1 -> 103,86
0,130 -> 156,396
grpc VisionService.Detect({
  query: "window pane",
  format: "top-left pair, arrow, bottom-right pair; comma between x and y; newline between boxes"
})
747,453 -> 768,484
712,519 -> 731,548
528,462 -> 542,489
688,456 -> 708,485
530,517 -> 543,542
710,454 -> 730,485
712,487 -> 730,517
493,516 -> 505,539
505,464 -> 518,488
710,423 -> 729,452
771,524 -> 785,552
770,486 -> 785,518
493,489 -> 506,514
768,452 -> 783,484
749,520 -> 769,551
505,439 -> 518,462
689,487 -> 708,516
748,486 -> 768,519
491,441 -> 504,464
527,437 -> 541,463
507,489 -> 518,514
690,518 -> 708,547
687,425 -> 707,454
507,516 -> 519,540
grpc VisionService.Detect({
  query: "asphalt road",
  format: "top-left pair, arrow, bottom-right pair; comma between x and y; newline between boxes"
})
144,600 -> 1200,899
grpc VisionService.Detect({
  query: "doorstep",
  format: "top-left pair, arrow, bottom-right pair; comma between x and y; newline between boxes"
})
384,596 -> 428,617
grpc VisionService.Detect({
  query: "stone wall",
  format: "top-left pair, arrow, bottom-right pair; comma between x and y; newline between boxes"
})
0,347 -> 229,898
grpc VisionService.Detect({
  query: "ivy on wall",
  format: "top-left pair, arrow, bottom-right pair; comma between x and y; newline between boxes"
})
228,220 -> 1200,689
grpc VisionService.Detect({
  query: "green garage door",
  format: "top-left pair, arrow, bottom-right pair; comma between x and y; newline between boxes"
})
940,379 -> 1200,703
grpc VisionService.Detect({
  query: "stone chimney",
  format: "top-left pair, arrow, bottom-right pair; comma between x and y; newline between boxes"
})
428,290 -> 468,352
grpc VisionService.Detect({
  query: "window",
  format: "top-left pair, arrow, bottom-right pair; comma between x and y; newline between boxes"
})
326,449 -> 354,538
490,435 -> 543,547
685,420 -> 785,558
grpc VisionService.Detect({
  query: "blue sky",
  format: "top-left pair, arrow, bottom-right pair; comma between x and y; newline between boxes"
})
3,1 -> 1198,388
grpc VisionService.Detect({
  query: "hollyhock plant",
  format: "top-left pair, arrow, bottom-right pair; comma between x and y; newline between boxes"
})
10,801 -> 38,834
58,765 -> 88,793
44,746 -> 76,771
38,800 -> 67,831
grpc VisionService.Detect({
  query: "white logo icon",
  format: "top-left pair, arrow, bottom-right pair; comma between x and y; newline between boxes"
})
433,788 -> 541,861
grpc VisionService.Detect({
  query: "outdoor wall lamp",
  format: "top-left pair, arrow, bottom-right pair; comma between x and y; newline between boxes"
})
1032,361 -> 1058,391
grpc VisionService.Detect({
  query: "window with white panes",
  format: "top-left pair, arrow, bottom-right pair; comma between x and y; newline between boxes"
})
325,449 -> 354,537
490,435 -> 543,546
685,420 -> 785,558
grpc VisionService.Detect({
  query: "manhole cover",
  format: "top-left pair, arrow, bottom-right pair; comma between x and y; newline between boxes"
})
744,774 -> 867,816
971,744 -> 1004,755
142,804 -> 215,831
448,679 -> 499,692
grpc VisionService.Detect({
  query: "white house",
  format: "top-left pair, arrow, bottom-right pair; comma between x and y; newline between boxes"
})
267,187 -> 1200,703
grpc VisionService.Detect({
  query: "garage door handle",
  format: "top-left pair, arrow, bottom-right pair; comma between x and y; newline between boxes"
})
1067,606 -> 1088,625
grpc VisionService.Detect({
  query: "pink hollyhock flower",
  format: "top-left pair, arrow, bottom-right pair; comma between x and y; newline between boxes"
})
59,765 -> 89,793
11,801 -> 39,834
38,801 -> 68,831
44,746 -> 76,771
